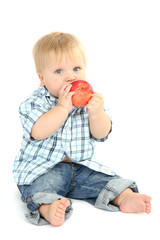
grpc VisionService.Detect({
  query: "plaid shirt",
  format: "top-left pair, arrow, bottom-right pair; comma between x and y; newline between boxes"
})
13,87 -> 115,185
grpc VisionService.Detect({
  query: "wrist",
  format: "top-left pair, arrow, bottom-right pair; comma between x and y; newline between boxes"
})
88,108 -> 104,118
57,104 -> 69,115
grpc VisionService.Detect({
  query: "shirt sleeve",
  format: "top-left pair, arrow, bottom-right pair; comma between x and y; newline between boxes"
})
19,97 -> 49,140
91,107 -> 112,142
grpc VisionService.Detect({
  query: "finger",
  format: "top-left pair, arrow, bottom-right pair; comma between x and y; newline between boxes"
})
86,101 -> 95,108
89,97 -> 101,105
87,100 -> 97,106
64,84 -> 72,91
59,84 -> 67,95
92,92 -> 103,100
59,84 -> 72,96
67,91 -> 75,99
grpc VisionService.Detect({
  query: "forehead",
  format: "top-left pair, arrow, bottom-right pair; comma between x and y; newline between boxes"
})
47,48 -> 86,68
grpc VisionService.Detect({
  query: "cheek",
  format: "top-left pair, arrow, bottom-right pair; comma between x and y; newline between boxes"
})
79,71 -> 87,80
52,79 -> 65,97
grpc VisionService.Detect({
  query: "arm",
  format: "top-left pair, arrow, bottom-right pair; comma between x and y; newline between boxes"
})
87,93 -> 112,139
31,84 -> 74,140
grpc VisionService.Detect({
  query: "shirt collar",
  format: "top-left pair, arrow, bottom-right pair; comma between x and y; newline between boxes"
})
42,86 -> 58,105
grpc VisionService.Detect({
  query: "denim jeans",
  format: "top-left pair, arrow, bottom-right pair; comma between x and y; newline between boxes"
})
18,163 -> 138,225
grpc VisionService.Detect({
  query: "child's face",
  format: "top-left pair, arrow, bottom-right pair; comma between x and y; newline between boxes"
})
38,50 -> 87,97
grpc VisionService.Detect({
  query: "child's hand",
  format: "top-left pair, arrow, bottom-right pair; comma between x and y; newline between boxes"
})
58,84 -> 75,113
86,93 -> 104,116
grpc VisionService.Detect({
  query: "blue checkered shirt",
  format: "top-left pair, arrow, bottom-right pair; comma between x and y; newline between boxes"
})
13,86 -> 115,185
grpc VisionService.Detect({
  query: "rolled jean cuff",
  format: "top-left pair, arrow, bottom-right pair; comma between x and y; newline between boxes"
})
25,192 -> 73,226
95,177 -> 138,212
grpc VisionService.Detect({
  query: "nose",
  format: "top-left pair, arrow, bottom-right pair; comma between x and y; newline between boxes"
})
65,70 -> 77,83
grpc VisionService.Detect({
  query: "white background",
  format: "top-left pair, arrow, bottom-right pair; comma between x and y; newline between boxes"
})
0,0 -> 159,239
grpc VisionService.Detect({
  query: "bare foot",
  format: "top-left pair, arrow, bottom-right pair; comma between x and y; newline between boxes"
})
39,199 -> 70,227
119,192 -> 152,214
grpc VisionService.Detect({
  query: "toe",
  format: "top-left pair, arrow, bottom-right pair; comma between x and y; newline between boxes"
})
55,211 -> 63,218
57,208 -> 64,214
59,199 -> 70,207
145,202 -> 151,214
142,194 -> 152,203
63,199 -> 70,207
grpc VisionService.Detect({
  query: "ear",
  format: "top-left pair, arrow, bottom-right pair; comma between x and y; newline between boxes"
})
38,73 -> 45,87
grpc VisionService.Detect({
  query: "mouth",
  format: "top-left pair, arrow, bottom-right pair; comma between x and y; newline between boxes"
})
69,79 -> 77,84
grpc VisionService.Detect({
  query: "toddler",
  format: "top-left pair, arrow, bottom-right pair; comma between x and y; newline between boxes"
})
13,32 -> 151,226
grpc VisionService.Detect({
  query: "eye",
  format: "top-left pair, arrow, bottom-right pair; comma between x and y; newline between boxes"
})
55,69 -> 63,74
73,67 -> 80,72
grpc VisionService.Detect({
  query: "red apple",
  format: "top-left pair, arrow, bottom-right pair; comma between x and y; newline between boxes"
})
70,80 -> 93,107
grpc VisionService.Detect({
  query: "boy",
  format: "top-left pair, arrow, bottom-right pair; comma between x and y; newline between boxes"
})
13,32 -> 151,226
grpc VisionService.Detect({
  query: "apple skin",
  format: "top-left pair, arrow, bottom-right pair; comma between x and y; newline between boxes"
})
70,80 -> 93,107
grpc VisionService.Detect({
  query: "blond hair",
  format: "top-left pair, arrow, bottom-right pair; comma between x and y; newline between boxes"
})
32,32 -> 86,73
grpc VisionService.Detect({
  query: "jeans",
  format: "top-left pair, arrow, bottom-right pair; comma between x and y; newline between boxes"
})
18,162 -> 138,225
